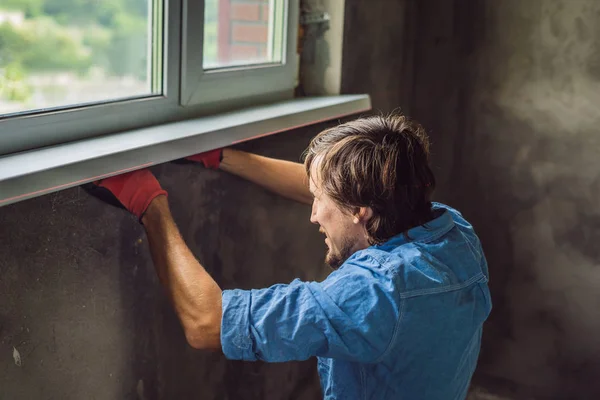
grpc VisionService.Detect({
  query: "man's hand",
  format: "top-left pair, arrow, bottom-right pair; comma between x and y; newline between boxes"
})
186,149 -> 223,169
89,169 -> 168,221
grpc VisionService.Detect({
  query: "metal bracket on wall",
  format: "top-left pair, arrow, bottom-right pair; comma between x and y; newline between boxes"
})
300,11 -> 331,27
298,11 -> 331,66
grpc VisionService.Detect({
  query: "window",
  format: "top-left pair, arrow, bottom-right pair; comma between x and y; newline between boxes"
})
0,0 -> 162,115
0,0 -> 370,208
204,0 -> 284,69
181,0 -> 296,106
0,0 -> 299,155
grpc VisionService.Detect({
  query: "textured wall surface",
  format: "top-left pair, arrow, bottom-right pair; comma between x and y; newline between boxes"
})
0,126 -> 330,400
410,0 -> 600,398
341,0 -> 414,111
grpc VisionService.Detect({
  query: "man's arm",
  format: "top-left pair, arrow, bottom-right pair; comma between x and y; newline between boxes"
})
221,255 -> 401,363
211,149 -> 313,205
142,195 -> 222,350
87,171 -> 222,350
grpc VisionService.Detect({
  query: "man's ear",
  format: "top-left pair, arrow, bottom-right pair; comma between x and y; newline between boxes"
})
353,207 -> 373,224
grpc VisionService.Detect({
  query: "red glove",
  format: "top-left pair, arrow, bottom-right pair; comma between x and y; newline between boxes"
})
95,169 -> 168,220
186,149 -> 223,169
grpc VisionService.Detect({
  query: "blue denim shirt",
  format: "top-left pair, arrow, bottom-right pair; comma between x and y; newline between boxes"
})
221,203 -> 492,399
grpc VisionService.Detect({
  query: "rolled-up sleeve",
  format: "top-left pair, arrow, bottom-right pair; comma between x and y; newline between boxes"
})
221,255 -> 402,363
220,289 -> 256,361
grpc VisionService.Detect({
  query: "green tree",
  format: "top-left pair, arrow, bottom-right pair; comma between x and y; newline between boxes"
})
0,0 -> 44,17
0,0 -> 153,105
123,0 -> 148,18
0,19 -> 91,74
22,19 -> 92,73
82,26 -> 112,71
0,23 -> 27,66
105,14 -> 148,79
42,0 -> 126,27
0,62 -> 33,102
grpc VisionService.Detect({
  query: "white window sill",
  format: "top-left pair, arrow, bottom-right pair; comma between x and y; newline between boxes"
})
0,95 -> 371,207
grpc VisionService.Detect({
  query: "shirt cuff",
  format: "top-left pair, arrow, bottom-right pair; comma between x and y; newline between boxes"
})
221,289 -> 257,361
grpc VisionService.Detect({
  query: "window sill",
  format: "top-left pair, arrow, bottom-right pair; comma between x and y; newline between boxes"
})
0,95 -> 371,207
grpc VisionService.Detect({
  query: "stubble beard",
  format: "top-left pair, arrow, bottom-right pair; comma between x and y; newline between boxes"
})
325,236 -> 355,270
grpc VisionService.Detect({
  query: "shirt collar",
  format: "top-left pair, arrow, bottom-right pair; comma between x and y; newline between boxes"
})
373,206 -> 455,249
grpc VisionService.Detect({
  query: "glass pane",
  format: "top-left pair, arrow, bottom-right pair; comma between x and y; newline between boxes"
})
0,0 -> 162,116
203,0 -> 285,70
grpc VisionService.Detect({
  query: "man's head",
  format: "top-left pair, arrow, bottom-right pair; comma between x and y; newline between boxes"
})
304,114 -> 436,269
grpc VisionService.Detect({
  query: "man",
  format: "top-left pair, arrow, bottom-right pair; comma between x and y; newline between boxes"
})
87,114 -> 491,399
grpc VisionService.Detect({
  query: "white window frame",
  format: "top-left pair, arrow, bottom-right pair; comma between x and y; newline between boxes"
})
0,0 -> 299,156
181,0 -> 299,107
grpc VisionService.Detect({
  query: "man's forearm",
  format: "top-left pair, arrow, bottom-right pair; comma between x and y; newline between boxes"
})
142,195 -> 222,350
220,149 -> 313,205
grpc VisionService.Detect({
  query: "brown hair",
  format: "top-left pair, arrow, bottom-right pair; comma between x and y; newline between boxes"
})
304,114 -> 436,245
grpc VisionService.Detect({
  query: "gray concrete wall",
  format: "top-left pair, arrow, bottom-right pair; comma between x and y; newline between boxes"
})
0,127 -> 329,400
410,0 -> 600,398
341,0 -> 414,111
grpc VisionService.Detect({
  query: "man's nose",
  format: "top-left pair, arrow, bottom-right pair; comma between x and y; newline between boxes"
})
310,204 -> 318,225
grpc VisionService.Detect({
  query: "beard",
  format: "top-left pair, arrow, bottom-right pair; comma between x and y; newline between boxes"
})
325,236 -> 356,270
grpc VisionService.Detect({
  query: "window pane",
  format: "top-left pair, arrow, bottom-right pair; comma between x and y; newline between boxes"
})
203,0 -> 285,69
0,0 -> 162,116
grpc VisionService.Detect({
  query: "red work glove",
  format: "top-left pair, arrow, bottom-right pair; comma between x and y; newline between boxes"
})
91,169 -> 168,221
185,148 -> 223,169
